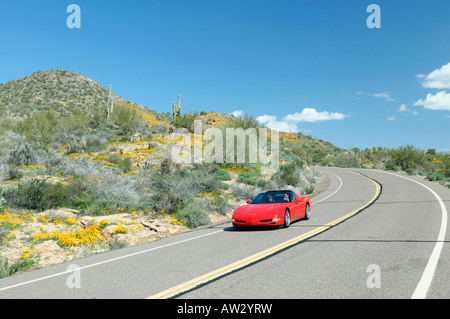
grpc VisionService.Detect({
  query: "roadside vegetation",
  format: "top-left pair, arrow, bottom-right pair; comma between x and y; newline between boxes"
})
0,69 -> 448,277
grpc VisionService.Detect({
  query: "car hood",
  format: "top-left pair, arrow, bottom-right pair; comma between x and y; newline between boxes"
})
233,203 -> 286,219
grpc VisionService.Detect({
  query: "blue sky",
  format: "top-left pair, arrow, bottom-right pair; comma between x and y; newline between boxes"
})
1,0 -> 450,151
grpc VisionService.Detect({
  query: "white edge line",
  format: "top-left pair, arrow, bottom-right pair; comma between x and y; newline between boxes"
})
0,230 -> 222,292
377,170 -> 447,299
312,171 -> 343,206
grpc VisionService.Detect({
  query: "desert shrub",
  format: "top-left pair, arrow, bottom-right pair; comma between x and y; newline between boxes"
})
106,154 -> 132,173
84,134 -> 109,153
271,159 -> 305,188
120,157 -> 132,174
0,256 -> 23,278
387,145 -> 427,171
150,168 -> 220,213
61,135 -> 85,155
37,151 -> 63,175
426,172 -> 446,181
290,144 -> 308,163
231,114 -> 262,130
7,143 -> 36,166
108,239 -> 127,250
208,195 -> 232,216
333,151 -> 361,168
176,202 -> 211,228
1,164 -> 23,181
237,171 -> 260,186
58,112 -> 91,134
86,172 -> 149,215
231,184 -> 262,201
174,111 -> 199,131
214,168 -> 231,181
219,182 -> 230,190
3,179 -> 68,211
107,154 -> 122,165
15,111 -> 59,149
111,103 -> 141,133
304,185 -> 315,195
63,177 -> 96,209
56,158 -> 100,177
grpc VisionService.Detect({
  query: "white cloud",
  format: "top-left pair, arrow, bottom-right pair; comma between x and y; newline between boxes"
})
256,115 -> 277,123
230,110 -> 244,117
399,104 -> 408,112
387,116 -> 396,121
414,91 -> 450,111
267,121 -> 298,132
369,92 -> 396,102
282,108 -> 346,123
257,115 -> 298,132
419,62 -> 450,89
256,108 -> 347,132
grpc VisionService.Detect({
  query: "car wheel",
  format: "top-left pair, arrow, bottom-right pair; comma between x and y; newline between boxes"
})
283,209 -> 291,228
304,203 -> 311,220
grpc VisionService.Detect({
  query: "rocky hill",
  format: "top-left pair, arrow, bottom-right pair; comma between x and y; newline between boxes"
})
0,69 -> 147,118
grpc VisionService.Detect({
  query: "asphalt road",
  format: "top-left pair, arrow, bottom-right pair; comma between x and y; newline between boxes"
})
0,167 -> 449,299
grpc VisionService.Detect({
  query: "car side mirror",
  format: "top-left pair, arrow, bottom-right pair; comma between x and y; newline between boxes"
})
246,200 -> 251,204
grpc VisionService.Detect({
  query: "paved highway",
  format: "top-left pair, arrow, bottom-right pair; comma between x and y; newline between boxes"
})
0,167 -> 448,299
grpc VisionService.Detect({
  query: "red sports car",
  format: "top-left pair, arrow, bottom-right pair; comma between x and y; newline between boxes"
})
232,190 -> 311,229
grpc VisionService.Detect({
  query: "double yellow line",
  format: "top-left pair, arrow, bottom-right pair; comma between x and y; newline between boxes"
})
147,171 -> 381,299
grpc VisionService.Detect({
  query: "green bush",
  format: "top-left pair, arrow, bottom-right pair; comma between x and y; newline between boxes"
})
237,171 -> 260,186
214,169 -> 231,181
3,165 -> 23,181
111,103 -> 140,132
107,154 -> 132,173
174,111 -> 199,131
231,114 -> 262,130
426,172 -> 446,181
3,179 -> 67,211
15,111 -> 59,149
272,159 -> 305,188
63,177 -> 96,209
176,202 -> 211,228
387,145 -> 427,171
333,151 -> 361,168
7,143 -> 36,166
150,168 -> 220,213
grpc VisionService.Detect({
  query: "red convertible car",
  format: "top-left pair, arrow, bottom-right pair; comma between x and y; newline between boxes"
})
232,190 -> 311,229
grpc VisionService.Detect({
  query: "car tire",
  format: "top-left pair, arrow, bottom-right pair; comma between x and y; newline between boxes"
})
283,209 -> 291,228
304,203 -> 311,220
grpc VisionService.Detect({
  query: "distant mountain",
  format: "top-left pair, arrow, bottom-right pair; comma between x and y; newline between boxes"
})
0,69 -> 143,118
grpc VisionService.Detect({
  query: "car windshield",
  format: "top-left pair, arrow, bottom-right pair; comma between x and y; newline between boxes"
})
250,192 -> 292,204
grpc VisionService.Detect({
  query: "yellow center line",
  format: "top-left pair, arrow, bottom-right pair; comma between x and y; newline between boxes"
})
147,170 -> 381,299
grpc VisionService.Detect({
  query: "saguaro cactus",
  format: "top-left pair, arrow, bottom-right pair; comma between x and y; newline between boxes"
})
106,84 -> 115,119
172,94 -> 181,124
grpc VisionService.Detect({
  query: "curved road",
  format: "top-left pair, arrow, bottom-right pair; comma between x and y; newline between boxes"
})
0,167 -> 449,299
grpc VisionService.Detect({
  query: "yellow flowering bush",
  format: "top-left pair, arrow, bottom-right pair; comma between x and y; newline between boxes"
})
32,224 -> 106,248
113,224 -> 127,234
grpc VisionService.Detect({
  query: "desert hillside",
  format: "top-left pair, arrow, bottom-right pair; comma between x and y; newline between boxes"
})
1,69 -> 449,277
